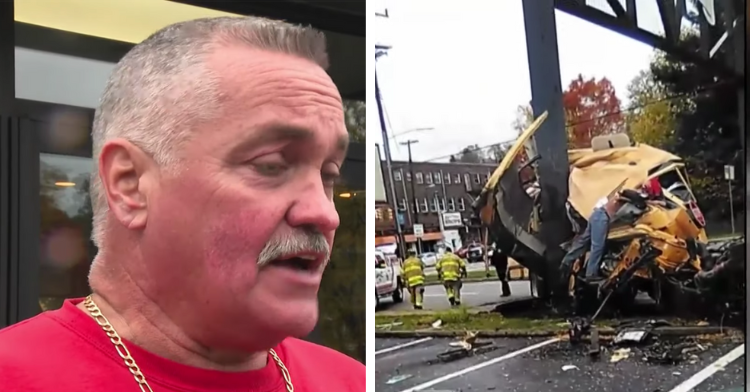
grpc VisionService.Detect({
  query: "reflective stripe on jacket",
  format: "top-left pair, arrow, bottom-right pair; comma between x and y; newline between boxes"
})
402,256 -> 425,287
436,253 -> 465,281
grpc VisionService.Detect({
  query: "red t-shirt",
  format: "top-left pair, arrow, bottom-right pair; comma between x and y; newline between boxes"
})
0,298 -> 364,391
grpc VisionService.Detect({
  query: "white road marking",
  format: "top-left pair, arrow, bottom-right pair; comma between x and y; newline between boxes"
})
423,292 -> 477,297
375,337 -> 434,356
667,344 -> 745,392
397,338 -> 561,392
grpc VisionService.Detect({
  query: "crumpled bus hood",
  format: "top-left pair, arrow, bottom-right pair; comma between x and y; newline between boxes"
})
473,112 -> 701,286
471,111 -> 563,283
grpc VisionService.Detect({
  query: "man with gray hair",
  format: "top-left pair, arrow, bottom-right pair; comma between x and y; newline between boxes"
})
0,16 -> 364,391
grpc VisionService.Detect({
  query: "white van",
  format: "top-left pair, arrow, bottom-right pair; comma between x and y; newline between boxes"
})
375,250 -> 404,308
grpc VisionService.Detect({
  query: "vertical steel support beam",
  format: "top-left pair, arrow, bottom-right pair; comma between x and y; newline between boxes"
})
0,2 -> 40,328
522,0 -> 570,252
16,117 -> 40,324
0,0 -> 14,328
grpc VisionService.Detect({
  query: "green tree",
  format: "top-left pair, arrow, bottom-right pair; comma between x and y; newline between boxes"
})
343,100 -> 365,143
625,68 -> 677,149
511,104 -> 534,134
317,187 -> 365,362
649,2 -> 743,218
455,145 -> 483,163
486,143 -> 509,163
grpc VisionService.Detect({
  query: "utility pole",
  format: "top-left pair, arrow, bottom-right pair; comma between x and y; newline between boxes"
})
439,169 -> 449,248
399,168 -> 412,225
375,66 -> 404,259
400,139 -> 421,253
433,190 -> 446,243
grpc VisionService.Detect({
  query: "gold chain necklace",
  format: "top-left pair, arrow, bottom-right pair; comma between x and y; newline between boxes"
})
83,295 -> 294,392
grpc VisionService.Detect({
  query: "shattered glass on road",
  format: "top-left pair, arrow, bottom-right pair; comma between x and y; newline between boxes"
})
376,337 -> 744,392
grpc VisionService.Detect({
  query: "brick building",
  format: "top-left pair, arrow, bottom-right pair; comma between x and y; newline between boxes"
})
376,160 -> 498,252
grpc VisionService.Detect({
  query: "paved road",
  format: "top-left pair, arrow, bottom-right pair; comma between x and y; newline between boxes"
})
377,281 -> 533,312
376,337 -> 745,392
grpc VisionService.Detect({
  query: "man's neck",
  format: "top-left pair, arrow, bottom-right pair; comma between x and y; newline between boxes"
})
81,258 -> 268,372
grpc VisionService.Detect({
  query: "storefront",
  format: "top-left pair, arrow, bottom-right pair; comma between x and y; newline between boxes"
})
0,0 -> 366,362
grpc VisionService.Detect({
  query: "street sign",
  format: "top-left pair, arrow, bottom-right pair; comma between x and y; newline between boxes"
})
724,164 -> 736,233
724,165 -> 735,181
413,224 -> 424,238
442,212 -> 463,228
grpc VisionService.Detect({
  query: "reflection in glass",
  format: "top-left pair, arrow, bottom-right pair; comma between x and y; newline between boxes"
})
39,153 -> 95,311
343,100 -> 365,143
317,187 -> 366,363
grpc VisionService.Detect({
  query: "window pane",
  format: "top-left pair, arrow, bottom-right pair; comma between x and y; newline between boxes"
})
39,153 -> 95,312
318,188 -> 365,361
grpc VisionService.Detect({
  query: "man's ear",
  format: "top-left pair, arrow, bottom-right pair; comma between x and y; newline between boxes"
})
98,138 -> 156,231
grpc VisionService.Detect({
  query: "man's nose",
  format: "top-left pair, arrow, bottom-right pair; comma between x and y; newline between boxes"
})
286,175 -> 340,233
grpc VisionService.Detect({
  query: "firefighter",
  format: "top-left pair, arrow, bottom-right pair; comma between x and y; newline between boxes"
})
402,248 -> 425,310
436,247 -> 467,306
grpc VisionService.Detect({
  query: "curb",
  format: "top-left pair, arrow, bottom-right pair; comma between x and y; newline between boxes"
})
375,326 -> 741,339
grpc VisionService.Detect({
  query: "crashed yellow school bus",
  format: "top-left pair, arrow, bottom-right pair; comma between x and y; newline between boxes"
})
472,112 -> 744,319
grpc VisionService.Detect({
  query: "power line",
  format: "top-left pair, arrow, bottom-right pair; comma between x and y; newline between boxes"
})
421,79 -> 730,163
381,101 -> 400,154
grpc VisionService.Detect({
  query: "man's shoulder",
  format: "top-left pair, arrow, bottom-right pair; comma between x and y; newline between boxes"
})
0,312 -> 58,348
281,337 -> 364,389
0,312 -> 75,387
282,337 -> 364,370
281,338 -> 365,390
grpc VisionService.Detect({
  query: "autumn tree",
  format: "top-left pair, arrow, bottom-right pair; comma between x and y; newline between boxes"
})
563,75 -> 624,148
512,76 -> 624,149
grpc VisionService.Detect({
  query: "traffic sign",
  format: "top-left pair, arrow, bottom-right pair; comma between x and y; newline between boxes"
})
724,165 -> 735,181
413,224 -> 424,238
442,212 -> 463,228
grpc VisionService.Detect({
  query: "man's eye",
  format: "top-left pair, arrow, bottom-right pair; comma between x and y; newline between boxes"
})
255,163 -> 287,176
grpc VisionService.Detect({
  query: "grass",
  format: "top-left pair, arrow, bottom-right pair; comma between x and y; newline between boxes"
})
375,308 -> 609,333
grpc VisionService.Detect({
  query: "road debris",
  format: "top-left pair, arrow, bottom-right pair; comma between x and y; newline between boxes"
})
610,348 -> 631,363
644,339 -> 710,365
376,321 -> 404,330
561,364 -> 579,371
614,329 -> 649,344
385,374 -> 413,384
436,331 -> 498,362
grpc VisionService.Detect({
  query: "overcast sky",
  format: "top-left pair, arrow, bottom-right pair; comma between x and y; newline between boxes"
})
371,0 -> 669,162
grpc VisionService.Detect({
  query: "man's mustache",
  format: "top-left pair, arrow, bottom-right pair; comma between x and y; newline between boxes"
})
257,228 -> 330,267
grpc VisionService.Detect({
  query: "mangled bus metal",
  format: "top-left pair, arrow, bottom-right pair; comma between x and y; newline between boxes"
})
472,111 -> 743,319
471,111 -> 564,296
